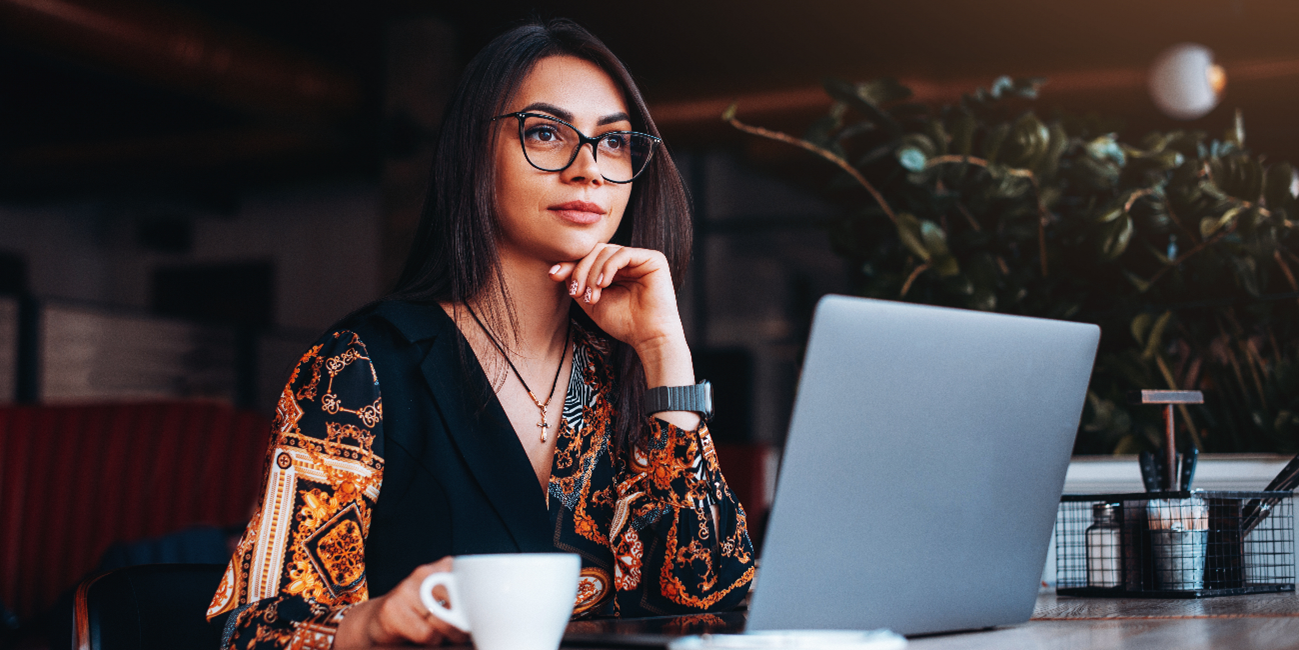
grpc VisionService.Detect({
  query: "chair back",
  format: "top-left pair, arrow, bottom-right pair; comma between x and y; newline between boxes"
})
72,564 -> 226,650
0,401 -> 268,623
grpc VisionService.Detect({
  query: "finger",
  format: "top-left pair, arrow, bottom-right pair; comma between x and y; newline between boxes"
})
373,594 -> 436,646
595,247 -> 640,289
604,247 -> 666,282
589,245 -> 623,288
548,262 -> 575,283
403,590 -> 468,646
409,557 -> 454,582
586,245 -> 625,303
402,601 -> 443,646
571,244 -> 618,298
595,247 -> 670,303
443,625 -> 470,645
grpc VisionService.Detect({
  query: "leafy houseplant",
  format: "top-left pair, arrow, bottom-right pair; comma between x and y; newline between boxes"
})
726,77 -> 1299,454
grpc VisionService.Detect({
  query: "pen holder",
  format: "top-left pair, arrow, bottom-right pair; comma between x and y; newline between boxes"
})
1055,491 -> 1295,598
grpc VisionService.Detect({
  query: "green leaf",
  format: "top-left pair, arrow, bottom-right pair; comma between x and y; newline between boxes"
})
983,123 -> 1010,164
920,219 -> 951,259
804,113 -> 843,147
1141,311 -> 1172,360
1201,205 -> 1244,237
1154,149 -> 1185,170
1039,122 -> 1069,179
926,119 -> 949,156
1085,135 -> 1126,165
1096,206 -> 1124,223
949,111 -> 976,158
895,133 -> 937,173
857,78 -> 913,105
1131,312 -> 1152,345
822,78 -> 902,137
987,76 -> 1013,99
1099,213 -> 1134,260
896,212 -> 930,261
1199,217 -> 1217,238
1003,112 -> 1050,169
897,147 -> 927,172
933,254 -> 961,277
721,103 -> 738,122
970,287 -> 997,311
1124,270 -> 1152,293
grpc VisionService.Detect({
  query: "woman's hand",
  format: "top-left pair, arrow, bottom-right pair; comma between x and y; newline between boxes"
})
550,245 -> 700,430
549,244 -> 685,354
334,557 -> 469,649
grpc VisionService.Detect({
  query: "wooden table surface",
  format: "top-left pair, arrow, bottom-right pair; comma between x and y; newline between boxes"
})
904,591 -> 1299,650
562,591 -> 1299,650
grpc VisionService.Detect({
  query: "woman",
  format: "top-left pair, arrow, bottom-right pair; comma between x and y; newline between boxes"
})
206,18 -> 755,649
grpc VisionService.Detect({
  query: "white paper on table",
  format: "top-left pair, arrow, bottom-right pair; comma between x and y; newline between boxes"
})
668,629 -> 906,650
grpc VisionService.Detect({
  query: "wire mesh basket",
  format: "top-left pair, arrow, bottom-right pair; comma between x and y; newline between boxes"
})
1055,491 -> 1296,598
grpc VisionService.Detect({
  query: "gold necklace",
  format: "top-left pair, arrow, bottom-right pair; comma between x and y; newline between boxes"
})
465,304 -> 569,443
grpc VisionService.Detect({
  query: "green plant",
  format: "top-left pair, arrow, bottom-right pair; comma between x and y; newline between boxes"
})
727,77 -> 1299,454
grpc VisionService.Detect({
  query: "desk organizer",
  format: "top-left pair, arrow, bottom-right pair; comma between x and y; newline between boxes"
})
1055,491 -> 1296,598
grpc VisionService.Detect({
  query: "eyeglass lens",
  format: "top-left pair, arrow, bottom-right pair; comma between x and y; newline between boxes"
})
520,115 -> 654,182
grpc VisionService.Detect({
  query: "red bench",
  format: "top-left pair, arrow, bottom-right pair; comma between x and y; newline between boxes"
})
0,402 -> 270,625
0,401 -> 774,629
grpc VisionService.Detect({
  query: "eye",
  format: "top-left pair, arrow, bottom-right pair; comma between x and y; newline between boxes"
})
525,125 -> 561,142
600,133 -> 628,150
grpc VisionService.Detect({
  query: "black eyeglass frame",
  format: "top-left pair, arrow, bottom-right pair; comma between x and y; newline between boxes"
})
492,111 -> 661,184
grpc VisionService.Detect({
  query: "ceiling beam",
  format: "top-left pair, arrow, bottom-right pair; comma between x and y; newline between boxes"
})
0,0 -> 360,121
650,57 -> 1299,131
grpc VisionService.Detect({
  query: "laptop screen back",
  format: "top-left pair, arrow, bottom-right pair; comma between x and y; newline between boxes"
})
748,296 -> 1099,635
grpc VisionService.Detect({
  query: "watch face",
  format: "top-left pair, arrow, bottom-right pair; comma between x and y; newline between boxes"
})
700,379 -> 714,421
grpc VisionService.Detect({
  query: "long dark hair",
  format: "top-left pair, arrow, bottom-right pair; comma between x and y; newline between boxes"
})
388,18 -> 693,451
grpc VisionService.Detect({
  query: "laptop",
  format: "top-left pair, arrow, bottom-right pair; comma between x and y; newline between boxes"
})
566,295 -> 1098,644
747,295 -> 1099,635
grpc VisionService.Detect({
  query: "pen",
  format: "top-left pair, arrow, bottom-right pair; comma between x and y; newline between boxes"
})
1242,453 -> 1299,534
1139,451 -> 1160,492
1179,448 -> 1198,491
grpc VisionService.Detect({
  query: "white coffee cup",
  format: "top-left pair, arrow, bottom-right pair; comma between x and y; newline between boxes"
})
419,553 -> 581,650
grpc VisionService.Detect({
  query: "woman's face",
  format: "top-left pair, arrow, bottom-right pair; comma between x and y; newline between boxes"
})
492,55 -> 634,266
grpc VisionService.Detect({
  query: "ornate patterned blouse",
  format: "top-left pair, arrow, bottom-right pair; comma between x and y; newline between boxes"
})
207,321 -> 755,649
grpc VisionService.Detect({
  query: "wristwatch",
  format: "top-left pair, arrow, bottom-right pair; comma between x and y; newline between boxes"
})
644,380 -> 713,421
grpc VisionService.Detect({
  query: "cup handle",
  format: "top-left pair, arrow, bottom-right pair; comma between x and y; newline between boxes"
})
418,572 -> 470,632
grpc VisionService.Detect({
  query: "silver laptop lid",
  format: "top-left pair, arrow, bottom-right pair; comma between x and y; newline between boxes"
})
748,296 -> 1099,635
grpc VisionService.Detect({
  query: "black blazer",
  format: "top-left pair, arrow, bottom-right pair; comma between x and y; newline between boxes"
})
353,300 -> 559,596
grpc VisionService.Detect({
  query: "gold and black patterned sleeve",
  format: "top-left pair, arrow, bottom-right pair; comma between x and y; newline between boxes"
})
207,330 -> 384,650
609,419 -> 756,616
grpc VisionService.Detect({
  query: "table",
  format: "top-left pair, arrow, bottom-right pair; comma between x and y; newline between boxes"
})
563,592 -> 1299,650
908,591 -> 1299,650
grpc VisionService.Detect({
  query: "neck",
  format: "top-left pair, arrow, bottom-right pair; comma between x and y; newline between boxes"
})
467,248 -> 570,358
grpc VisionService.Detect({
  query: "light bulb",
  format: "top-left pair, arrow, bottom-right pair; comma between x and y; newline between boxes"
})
1148,44 -> 1226,120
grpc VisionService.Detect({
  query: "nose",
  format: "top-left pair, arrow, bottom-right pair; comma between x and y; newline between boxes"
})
561,140 -> 603,185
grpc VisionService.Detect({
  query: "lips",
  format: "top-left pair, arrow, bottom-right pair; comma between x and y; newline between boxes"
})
549,200 -> 605,225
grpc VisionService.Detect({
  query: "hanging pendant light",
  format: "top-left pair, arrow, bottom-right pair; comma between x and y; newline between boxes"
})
1148,43 -> 1227,120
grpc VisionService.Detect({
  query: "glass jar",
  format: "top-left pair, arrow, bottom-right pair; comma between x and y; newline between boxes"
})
1086,502 -> 1122,588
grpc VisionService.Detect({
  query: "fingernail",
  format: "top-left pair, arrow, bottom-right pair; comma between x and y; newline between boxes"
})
549,264 -> 561,275
584,288 -> 592,303
596,273 -> 604,286
570,281 -> 579,296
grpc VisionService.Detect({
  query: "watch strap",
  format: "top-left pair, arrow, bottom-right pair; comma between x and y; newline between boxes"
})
644,380 -> 713,421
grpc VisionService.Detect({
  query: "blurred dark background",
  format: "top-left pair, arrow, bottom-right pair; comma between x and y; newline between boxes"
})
6,0 -> 1299,437
5,2 -> 1299,644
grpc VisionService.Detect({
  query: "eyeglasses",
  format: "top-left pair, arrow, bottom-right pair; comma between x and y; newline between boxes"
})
492,112 -> 660,184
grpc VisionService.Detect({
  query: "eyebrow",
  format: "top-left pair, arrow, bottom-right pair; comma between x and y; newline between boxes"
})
519,102 -> 632,128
